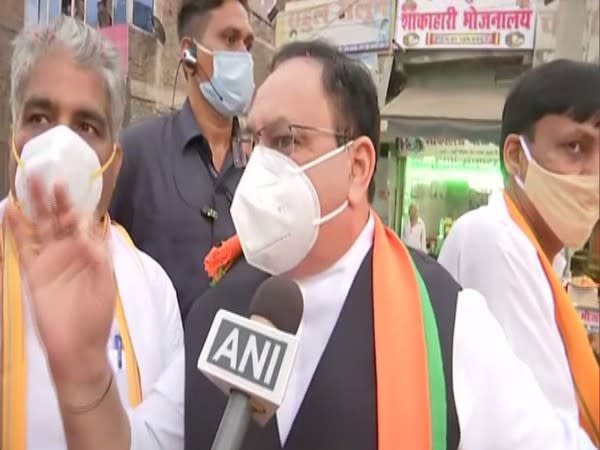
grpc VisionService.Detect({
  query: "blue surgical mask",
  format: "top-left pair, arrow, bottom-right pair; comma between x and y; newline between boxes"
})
195,42 -> 255,118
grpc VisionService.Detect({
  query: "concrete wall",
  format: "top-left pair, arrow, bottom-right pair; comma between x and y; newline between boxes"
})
0,0 -> 24,195
534,0 -> 599,65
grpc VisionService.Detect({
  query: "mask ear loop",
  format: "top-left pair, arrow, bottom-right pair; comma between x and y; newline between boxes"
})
90,145 -> 117,181
296,140 -> 354,173
518,135 -> 534,162
313,200 -> 348,226
10,128 -> 24,168
8,128 -> 22,205
193,40 -> 213,56
514,135 -> 533,189
300,141 -> 354,226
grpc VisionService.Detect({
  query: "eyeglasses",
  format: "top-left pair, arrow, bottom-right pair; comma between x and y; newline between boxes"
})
237,119 -> 348,159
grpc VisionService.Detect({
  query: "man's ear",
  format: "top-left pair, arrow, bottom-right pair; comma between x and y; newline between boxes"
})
180,37 -> 197,77
503,133 -> 525,179
348,136 -> 376,207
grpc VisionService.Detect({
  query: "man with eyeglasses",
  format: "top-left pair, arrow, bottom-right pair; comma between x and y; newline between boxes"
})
184,40 -> 597,449
439,59 -> 600,446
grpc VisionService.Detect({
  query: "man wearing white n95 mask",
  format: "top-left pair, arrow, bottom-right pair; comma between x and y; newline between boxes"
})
185,40 -> 596,450
2,17 -> 183,450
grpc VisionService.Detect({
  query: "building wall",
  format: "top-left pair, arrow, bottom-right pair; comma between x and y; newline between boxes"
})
0,0 -> 24,195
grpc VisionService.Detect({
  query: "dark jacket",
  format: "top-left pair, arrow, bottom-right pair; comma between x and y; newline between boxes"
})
184,249 -> 461,450
109,102 -> 243,319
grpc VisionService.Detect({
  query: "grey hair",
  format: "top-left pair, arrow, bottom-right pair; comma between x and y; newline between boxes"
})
10,16 -> 125,139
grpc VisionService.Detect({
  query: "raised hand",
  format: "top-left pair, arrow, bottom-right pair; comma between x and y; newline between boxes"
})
6,176 -> 115,388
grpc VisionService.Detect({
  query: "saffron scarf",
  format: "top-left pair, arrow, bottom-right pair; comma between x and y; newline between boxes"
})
0,205 -> 143,450
205,212 -> 448,450
503,192 -> 600,446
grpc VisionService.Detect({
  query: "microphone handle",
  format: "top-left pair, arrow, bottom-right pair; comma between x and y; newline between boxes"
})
210,390 -> 253,450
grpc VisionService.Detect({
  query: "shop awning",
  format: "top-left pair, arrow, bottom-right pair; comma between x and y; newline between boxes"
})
381,83 -> 509,142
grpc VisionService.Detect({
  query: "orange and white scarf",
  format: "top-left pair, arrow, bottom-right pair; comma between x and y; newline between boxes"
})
504,192 -> 600,446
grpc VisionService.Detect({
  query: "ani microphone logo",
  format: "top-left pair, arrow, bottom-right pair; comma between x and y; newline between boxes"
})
198,309 -> 299,423
208,318 -> 288,390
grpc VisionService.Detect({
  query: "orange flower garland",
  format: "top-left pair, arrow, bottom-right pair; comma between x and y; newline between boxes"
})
204,235 -> 242,285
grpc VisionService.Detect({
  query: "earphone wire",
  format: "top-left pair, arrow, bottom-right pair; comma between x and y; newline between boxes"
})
170,59 -> 184,112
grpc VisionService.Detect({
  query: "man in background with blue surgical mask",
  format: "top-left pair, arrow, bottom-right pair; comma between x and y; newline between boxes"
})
110,0 -> 255,319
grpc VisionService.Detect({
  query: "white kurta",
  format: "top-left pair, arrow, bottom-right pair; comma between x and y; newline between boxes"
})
402,217 -> 427,251
0,199 -> 184,450
439,190 -> 591,448
276,214 -> 594,449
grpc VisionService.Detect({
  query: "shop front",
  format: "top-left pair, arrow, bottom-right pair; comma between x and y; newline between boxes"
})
381,0 -> 538,255
380,67 -> 508,256
388,137 -> 503,256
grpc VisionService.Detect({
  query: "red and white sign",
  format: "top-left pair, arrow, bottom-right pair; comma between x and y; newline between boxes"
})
99,24 -> 129,75
276,0 -> 395,53
395,0 -> 537,50
578,307 -> 600,334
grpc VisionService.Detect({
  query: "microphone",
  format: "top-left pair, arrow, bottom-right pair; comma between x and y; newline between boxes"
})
201,205 -> 218,221
197,276 -> 304,450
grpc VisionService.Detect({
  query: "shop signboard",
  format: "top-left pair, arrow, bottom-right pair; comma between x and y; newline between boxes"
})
394,0 -> 537,50
275,0 -> 395,53
404,138 -> 499,166
578,308 -> 600,334
99,24 -> 129,75
533,0 -> 599,66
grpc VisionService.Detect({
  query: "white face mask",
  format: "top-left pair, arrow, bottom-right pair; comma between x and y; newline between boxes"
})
13,125 -> 116,220
230,142 -> 351,275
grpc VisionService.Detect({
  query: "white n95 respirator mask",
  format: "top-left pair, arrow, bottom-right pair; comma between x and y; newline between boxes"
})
230,143 -> 351,275
12,125 -> 116,219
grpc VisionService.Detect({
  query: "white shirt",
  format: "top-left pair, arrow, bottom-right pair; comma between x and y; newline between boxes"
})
0,200 -> 184,450
553,248 -> 572,282
403,217 -> 427,251
438,190 -> 592,448
276,214 -> 595,449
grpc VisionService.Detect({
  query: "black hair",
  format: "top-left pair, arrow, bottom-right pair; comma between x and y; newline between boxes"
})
177,0 -> 248,41
271,40 -> 380,202
500,59 -> 600,177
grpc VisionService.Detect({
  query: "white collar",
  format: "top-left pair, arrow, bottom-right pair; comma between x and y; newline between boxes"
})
488,189 -> 510,217
276,214 -> 375,444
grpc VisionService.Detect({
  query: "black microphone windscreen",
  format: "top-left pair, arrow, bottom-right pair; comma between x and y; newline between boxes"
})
249,277 -> 303,334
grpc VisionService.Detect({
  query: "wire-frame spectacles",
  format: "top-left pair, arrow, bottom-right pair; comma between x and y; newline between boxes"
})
237,119 -> 349,160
